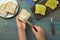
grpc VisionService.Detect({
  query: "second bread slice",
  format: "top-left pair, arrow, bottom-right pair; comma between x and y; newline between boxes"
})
5,2 -> 18,14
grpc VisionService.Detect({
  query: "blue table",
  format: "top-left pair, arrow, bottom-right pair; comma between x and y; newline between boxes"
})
0,0 -> 60,40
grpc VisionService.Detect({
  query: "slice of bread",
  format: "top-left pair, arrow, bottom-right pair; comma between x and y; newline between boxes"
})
18,9 -> 31,21
0,8 -> 7,17
45,0 -> 59,10
0,4 -> 7,9
5,2 -> 18,14
35,4 -> 46,15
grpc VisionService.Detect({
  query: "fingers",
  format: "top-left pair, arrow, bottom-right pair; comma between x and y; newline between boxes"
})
16,17 -> 22,28
32,27 -> 36,34
32,25 -> 38,34
18,18 -> 26,29
34,25 -> 44,31
16,17 -> 26,29
32,25 -> 44,33
33,25 -> 40,31
21,22 -> 26,29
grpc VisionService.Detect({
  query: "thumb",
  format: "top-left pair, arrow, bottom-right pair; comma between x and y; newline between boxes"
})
32,27 -> 36,34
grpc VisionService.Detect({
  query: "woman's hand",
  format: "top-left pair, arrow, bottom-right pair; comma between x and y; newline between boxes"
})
16,17 -> 26,30
32,25 -> 45,40
16,17 -> 27,40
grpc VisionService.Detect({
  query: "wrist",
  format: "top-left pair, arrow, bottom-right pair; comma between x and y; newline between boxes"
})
18,27 -> 26,30
37,37 -> 45,40
18,29 -> 27,40
37,39 -> 45,40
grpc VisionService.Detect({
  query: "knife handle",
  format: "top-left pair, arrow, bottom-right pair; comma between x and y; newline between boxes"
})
51,23 -> 55,35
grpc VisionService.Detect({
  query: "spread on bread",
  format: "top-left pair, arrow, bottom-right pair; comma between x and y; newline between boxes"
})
45,0 -> 59,10
35,4 -> 46,15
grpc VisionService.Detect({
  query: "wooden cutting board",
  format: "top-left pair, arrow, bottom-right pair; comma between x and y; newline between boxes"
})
31,0 -> 60,20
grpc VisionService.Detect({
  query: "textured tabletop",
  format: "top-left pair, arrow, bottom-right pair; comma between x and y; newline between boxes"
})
0,0 -> 60,40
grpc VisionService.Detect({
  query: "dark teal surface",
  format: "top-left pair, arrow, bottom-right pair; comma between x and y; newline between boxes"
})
0,0 -> 60,40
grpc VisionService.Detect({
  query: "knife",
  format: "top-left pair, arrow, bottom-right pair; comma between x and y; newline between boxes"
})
25,19 -> 38,32
50,17 -> 55,35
